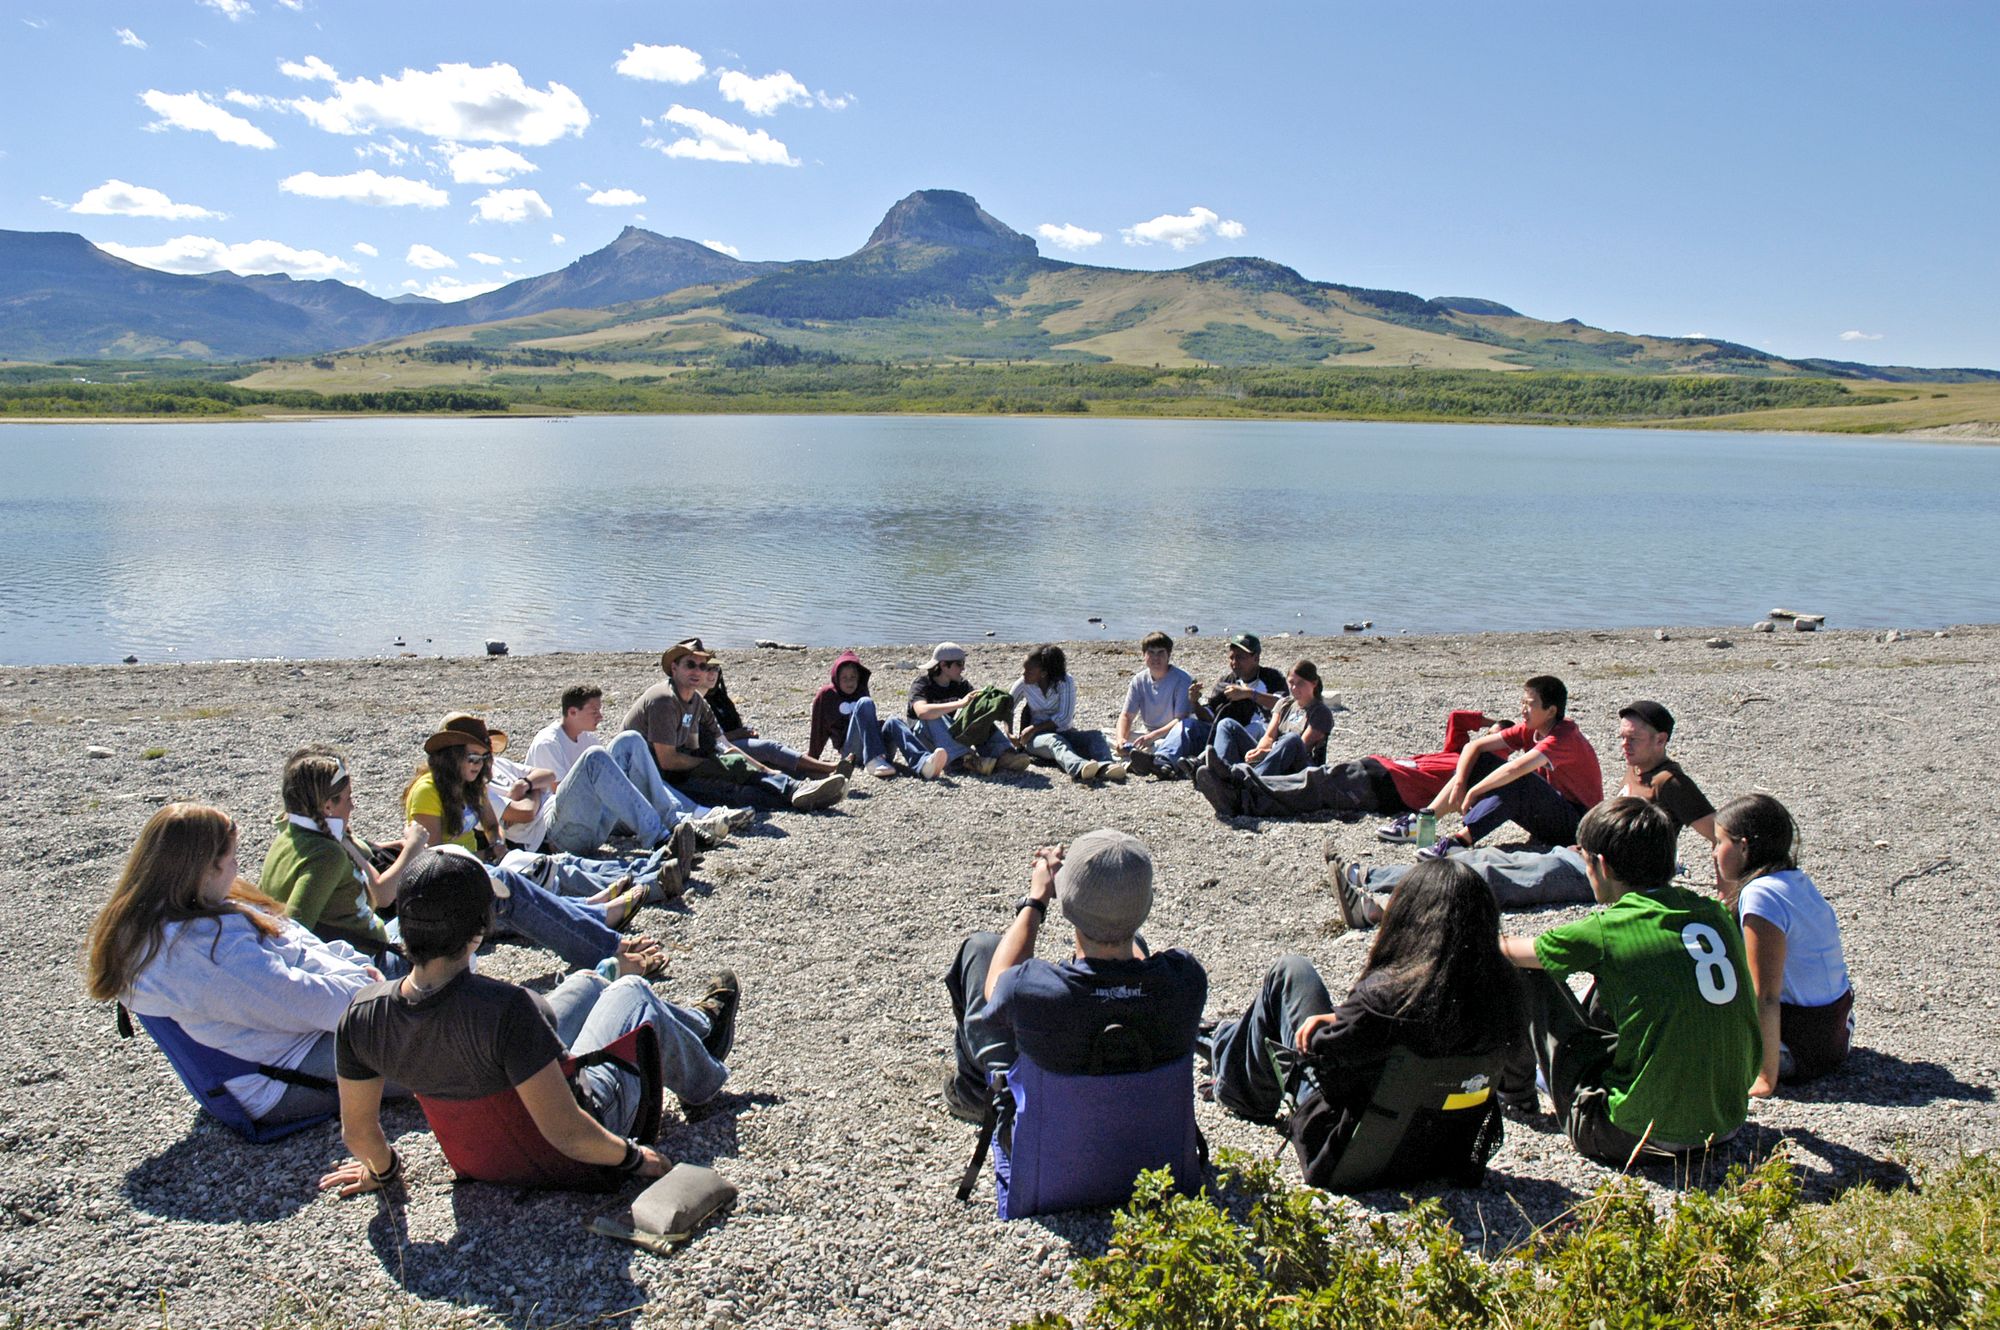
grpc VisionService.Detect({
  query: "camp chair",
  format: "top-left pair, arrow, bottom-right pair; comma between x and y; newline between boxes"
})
957,1022 -> 1205,1220
414,1024 -> 662,1192
1284,1044 -> 1505,1193
115,1004 -> 335,1144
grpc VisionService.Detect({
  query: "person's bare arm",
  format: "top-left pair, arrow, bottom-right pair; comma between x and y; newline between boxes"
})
319,1075 -> 393,1197
1460,748 -> 1549,807
1500,935 -> 1543,969
1115,709 -> 1136,749
650,741 -> 702,773
911,695 -> 972,721
1431,730 -> 1513,813
1742,916 -> 1788,1097
984,846 -> 1062,1001
1688,813 -> 1718,846
719,740 -> 776,774
515,1060 -> 670,1175
365,821 -> 431,909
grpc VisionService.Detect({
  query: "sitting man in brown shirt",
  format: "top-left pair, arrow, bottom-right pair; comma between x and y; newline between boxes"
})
621,642 -> 848,814
1332,699 -> 1715,927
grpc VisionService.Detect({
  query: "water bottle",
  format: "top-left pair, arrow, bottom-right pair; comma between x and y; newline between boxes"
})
1413,810 -> 1438,845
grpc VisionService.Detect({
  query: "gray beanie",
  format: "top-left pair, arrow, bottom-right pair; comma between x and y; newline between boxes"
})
1056,829 -> 1154,943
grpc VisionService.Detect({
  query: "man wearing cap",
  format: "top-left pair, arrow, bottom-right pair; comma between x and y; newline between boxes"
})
1332,700 -> 1718,928
941,830 -> 1208,1120
622,643 -> 849,813
1137,632 -> 1285,780
322,846 -> 740,1197
906,643 -> 1032,778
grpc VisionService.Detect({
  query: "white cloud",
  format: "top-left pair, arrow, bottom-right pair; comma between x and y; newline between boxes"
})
291,62 -> 589,146
116,27 -> 147,48
223,89 -> 289,111
405,243 -> 456,270
276,0 -> 304,9
280,169 -> 448,207
615,43 -> 705,84
717,69 -> 810,117
648,105 -> 797,166
352,241 -> 378,256
400,275 -> 505,302
68,180 -> 222,221
1036,222 -> 1103,252
22,17 -> 51,29
817,91 -> 852,111
701,239 -> 740,257
550,233 -> 565,245
140,89 -> 276,148
585,187 -> 645,207
279,54 -> 337,82
1838,329 -> 1884,342
1120,205 -> 1245,251
441,142 -> 536,183
96,234 -> 354,279
355,137 -> 417,167
198,0 -> 255,20
471,187 -> 551,223
466,251 -> 503,265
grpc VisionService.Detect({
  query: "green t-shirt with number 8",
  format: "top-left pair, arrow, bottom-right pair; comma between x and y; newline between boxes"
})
1534,884 -> 1761,1145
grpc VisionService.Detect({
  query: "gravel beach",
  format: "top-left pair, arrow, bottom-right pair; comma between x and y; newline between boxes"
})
2,624 -> 1995,1329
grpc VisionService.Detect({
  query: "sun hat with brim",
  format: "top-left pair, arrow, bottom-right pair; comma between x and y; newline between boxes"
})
423,712 -> 507,756
930,642 -> 968,665
661,642 -> 716,673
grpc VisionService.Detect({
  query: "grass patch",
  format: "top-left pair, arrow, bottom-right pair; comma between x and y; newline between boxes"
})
140,747 -> 165,760
1019,1148 -> 2000,1329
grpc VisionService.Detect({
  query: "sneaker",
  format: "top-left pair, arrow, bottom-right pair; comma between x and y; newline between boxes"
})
918,748 -> 949,779
1376,812 -> 1419,844
1124,747 -> 1155,777
1193,761 -> 1238,819
961,754 -> 997,776
694,971 -> 740,1062
721,805 -> 757,832
1329,857 -> 1378,931
995,751 -> 1034,773
1076,760 -> 1104,782
942,1068 -> 988,1125
867,759 -> 897,779
789,774 -> 848,811
648,820 -> 699,902
688,810 -> 733,848
1416,834 -> 1463,861
1102,762 -> 1129,783
834,753 -> 857,779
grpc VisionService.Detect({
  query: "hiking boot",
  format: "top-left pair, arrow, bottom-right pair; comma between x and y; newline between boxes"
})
961,754 -> 998,776
866,758 -> 897,779
834,753 -> 857,779
1193,760 -> 1238,819
789,774 -> 848,811
694,971 -> 740,1062
1102,762 -> 1129,782
1329,857 -> 1379,931
995,751 -> 1034,773
942,1068 -> 988,1125
919,748 -> 950,779
1416,834 -> 1464,861
1376,812 -> 1419,844
1124,747 -> 1155,776
1076,760 -> 1104,782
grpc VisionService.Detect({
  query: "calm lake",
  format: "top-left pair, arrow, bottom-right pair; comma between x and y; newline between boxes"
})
2,415 -> 1996,665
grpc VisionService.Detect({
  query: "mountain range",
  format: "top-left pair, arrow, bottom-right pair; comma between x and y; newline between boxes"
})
2,190 -> 1992,382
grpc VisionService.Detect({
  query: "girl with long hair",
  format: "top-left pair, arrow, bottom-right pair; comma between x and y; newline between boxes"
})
404,714 -> 503,856
86,803 -> 404,1127
1712,793 -> 1853,1094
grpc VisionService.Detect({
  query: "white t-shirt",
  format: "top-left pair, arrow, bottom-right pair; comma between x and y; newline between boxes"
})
1123,665 -> 1195,732
1010,676 -> 1077,730
525,719 -> 601,785
488,753 -> 555,850
1738,869 -> 1849,1007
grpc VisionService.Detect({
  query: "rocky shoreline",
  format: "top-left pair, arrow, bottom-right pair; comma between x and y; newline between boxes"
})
2,624 -> 1995,1328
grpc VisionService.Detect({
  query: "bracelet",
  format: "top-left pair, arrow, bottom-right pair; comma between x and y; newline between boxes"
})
366,1149 -> 402,1186
616,1139 -> 646,1175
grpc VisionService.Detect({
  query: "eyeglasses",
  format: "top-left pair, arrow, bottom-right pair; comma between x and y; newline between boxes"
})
463,751 -> 490,764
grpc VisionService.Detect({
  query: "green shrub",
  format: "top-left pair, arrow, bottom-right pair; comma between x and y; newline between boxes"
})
1017,1148 -> 2000,1330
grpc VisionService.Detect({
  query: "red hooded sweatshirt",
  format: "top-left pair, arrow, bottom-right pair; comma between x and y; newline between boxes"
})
807,651 -> 873,758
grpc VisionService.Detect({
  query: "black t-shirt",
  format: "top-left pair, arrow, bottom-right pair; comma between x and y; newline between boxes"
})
907,672 -> 971,721
337,971 -> 563,1098
705,680 -> 745,735
1205,665 -> 1288,727
985,949 -> 1208,1073
1626,758 -> 1714,831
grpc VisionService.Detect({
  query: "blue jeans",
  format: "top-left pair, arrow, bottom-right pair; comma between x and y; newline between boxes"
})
732,737 -> 804,775
1460,753 -> 1589,848
1211,717 -> 1275,768
1205,955 -> 1335,1122
498,844 -> 677,900
264,1030 -> 412,1123
1363,845 -> 1592,909
1152,717 -> 1212,766
836,697 -> 894,767
916,716 -> 1014,765
488,865 -> 622,970
544,731 -> 710,854
1219,729 -> 1308,778
1026,728 -> 1114,777
544,972 -> 729,1118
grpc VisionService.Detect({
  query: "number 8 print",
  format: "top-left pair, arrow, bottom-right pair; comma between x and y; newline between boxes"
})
1681,923 -> 1738,1004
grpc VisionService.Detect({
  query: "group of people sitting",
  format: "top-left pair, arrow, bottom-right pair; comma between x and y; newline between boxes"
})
85,628 -> 1855,1210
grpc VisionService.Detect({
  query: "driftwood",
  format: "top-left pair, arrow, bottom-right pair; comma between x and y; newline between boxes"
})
1886,856 -> 1953,897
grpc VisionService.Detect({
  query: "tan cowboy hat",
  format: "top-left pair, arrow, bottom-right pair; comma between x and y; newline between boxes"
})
660,640 -> 715,673
423,712 -> 507,755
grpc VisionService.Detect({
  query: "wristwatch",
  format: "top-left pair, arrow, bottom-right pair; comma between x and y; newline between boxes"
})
1013,896 -> 1047,919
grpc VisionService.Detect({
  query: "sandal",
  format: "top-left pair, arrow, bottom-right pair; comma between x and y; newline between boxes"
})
603,883 -> 648,932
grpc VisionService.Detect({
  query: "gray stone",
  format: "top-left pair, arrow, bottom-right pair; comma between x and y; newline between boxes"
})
1753,620 -> 1776,633
484,640 -> 509,655
1704,637 -> 1733,649
1794,619 -> 1818,632
85,745 -> 114,759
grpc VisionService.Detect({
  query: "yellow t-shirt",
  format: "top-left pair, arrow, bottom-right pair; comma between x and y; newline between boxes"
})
404,771 -> 478,851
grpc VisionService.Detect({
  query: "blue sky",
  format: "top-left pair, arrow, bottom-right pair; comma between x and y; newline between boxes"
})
4,1 -> 1997,367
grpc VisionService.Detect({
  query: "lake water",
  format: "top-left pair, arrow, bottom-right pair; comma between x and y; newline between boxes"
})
1,414 -> 1996,665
